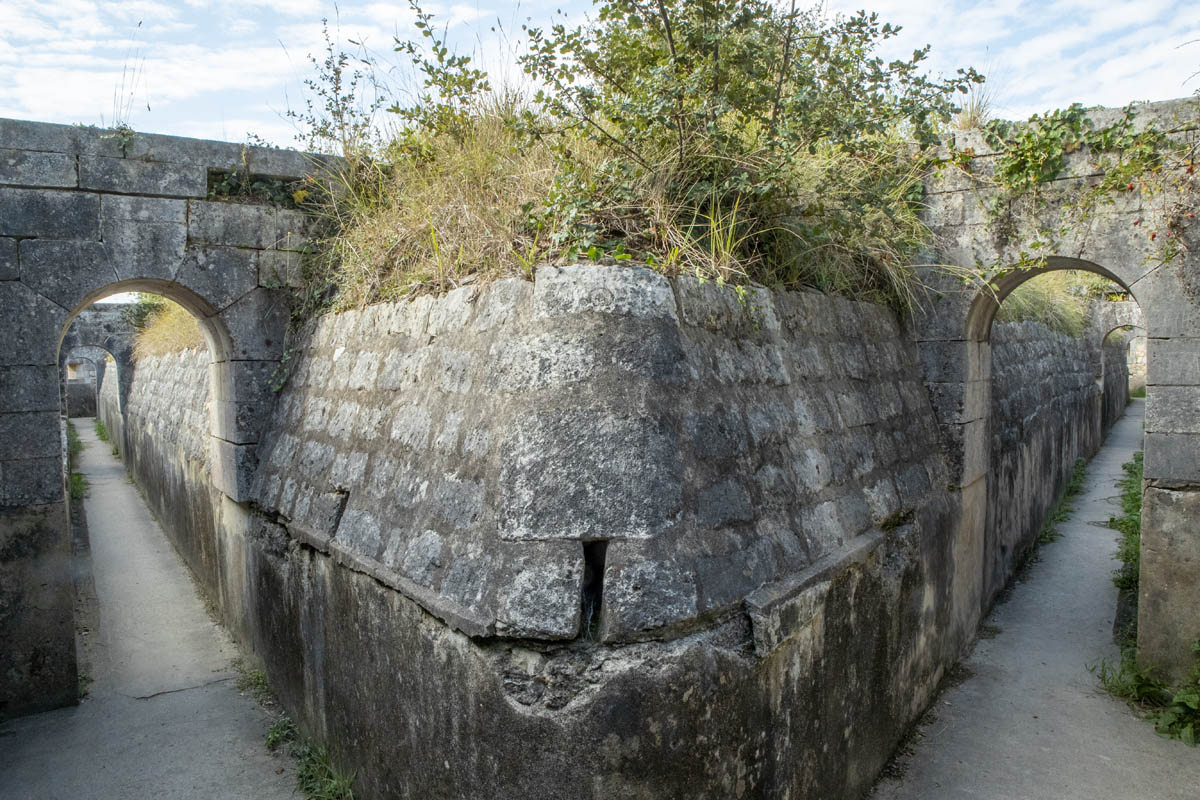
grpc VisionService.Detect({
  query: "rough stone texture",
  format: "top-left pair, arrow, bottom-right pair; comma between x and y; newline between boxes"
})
248,267 -> 947,645
917,98 -> 1200,678
98,264 -> 1125,799
0,117 -> 323,720
0,504 -> 76,720
984,321 -> 1127,608
1138,487 -> 1200,670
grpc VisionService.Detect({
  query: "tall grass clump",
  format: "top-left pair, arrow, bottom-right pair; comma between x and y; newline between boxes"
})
130,296 -> 205,359
296,0 -> 984,315
995,270 -> 1124,336
1110,451 -> 1143,592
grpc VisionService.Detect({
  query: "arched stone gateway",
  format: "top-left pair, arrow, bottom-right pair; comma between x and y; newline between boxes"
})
58,303 -> 136,415
0,118 -> 320,717
918,98 -> 1200,680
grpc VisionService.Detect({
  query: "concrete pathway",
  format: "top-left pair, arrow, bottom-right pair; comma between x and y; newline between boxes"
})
0,420 -> 295,800
873,399 -> 1200,800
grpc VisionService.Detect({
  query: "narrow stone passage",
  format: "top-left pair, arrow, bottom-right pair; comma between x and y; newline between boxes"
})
872,400 -> 1200,800
0,421 -> 294,800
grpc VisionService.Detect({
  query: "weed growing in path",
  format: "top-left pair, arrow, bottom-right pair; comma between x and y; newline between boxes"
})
1109,451 -> 1143,592
1129,385 -> 1147,399
234,659 -> 356,799
94,419 -> 110,443
1097,642 -> 1200,746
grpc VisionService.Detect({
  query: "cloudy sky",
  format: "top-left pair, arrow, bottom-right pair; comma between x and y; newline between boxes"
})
2,0 -> 1198,148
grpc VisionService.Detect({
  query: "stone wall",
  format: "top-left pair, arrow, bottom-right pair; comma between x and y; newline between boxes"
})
65,382 -> 96,417
99,265 -> 1124,799
984,322 -> 1126,607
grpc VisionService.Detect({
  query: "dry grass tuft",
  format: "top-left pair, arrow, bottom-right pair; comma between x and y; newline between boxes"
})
995,270 -> 1122,336
310,101 -> 558,311
133,300 -> 206,358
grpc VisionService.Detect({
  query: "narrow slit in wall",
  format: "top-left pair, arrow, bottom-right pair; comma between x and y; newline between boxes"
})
580,540 -> 608,641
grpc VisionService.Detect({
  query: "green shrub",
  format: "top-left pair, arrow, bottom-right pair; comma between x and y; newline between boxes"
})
66,421 -> 83,470
69,472 -> 88,500
301,0 -> 983,314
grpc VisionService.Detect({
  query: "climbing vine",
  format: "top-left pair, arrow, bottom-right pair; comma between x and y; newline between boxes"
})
948,100 -> 1200,273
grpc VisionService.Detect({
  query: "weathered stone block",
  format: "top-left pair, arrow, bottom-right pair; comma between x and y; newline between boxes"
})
0,283 -> 67,366
696,478 -> 754,529
79,156 -> 206,196
19,239 -> 114,309
1139,487 -> 1200,682
0,503 -> 77,720
272,209 -> 311,251
674,275 -> 779,337
495,545 -> 583,639
100,195 -> 188,282
0,365 -> 59,412
0,188 -> 99,239
188,200 -> 275,249
0,237 -> 16,280
0,118 -> 79,154
258,250 -> 303,288
499,409 -> 682,541
426,285 -> 479,336
533,264 -> 677,321
214,288 -> 288,361
1146,337 -> 1200,386
472,278 -> 532,333
1144,432 -> 1200,484
0,411 -> 61,460
175,246 -> 258,312
1145,385 -> 1200,434
0,148 -> 76,187
0,457 -> 62,506
602,544 -> 698,640
210,439 -> 257,502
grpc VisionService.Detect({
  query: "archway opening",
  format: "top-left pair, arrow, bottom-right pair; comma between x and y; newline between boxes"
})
55,286 -> 230,708
962,262 -> 1144,616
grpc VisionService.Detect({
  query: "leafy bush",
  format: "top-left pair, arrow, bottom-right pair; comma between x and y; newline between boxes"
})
300,0 -> 983,313
1098,640 -> 1200,746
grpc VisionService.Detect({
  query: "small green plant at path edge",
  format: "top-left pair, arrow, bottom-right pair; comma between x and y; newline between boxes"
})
234,658 -> 356,800
1097,642 -> 1200,746
66,421 -> 88,499
94,419 -> 110,443
66,420 -> 83,469
69,472 -> 88,500
1130,385 -> 1147,399
1037,458 -> 1087,544
1109,451 -> 1143,592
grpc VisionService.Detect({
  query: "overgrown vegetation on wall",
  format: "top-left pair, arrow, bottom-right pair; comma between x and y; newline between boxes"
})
125,295 -> 206,359
1110,450 -> 1143,596
292,0 -> 983,314
994,270 -> 1124,336
951,99 -> 1199,271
